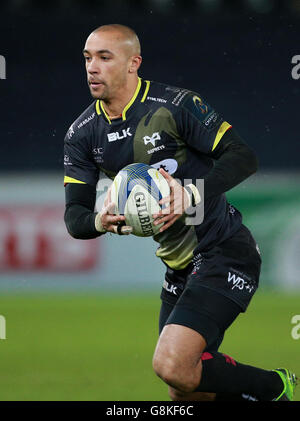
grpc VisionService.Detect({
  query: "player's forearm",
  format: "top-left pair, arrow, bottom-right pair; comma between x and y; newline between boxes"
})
64,182 -> 103,239
64,204 -> 101,239
204,144 -> 258,199
203,129 -> 258,199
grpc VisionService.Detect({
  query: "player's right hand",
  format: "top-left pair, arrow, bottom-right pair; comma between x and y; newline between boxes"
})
95,187 -> 132,235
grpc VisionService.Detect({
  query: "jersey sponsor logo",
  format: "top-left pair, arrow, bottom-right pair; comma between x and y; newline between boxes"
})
227,271 -> 254,293
229,204 -> 236,215
92,147 -> 104,163
64,154 -> 72,166
172,89 -> 189,106
163,279 -> 177,295
67,124 -> 74,140
146,96 -> 167,104
204,111 -> 219,127
93,147 -> 104,154
151,159 -> 178,175
147,145 -> 165,155
143,132 -> 161,147
191,252 -> 203,274
107,128 -> 132,142
78,112 -> 95,129
183,93 -> 213,124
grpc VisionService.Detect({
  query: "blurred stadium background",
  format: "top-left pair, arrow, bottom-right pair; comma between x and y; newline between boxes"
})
0,0 -> 299,401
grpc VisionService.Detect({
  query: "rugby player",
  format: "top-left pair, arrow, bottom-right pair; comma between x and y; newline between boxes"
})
63,24 -> 297,401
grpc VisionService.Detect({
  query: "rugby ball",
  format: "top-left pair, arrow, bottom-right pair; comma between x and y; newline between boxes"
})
110,163 -> 170,237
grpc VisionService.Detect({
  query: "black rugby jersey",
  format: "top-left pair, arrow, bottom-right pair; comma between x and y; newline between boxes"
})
64,78 -> 243,270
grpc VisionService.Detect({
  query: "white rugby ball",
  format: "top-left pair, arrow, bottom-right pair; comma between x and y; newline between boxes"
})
110,163 -> 170,237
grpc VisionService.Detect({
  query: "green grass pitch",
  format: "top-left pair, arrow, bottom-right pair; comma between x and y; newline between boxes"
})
0,290 -> 299,401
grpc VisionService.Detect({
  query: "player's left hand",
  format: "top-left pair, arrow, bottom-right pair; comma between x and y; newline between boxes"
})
152,168 -> 190,233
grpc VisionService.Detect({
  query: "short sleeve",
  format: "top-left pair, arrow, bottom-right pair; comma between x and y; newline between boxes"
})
63,123 -> 99,186
175,92 -> 232,155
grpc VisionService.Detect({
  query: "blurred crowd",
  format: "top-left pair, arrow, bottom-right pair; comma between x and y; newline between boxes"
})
2,0 -> 300,17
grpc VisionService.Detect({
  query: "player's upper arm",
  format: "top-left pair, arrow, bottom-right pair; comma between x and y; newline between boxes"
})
63,123 -> 99,187
175,91 -> 232,155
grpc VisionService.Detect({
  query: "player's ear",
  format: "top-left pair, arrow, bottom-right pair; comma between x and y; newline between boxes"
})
129,55 -> 142,73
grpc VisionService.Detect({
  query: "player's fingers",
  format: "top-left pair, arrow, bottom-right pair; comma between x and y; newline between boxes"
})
112,224 -> 133,235
159,169 -> 178,190
120,225 -> 133,235
158,195 -> 171,206
158,215 -> 179,232
153,207 -> 169,221
159,168 -> 172,181
104,201 -> 116,215
106,214 -> 126,224
103,187 -> 112,208
153,207 -> 175,225
153,201 -> 171,218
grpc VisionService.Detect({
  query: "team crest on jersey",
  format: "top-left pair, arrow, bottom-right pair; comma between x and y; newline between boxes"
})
143,132 -> 161,147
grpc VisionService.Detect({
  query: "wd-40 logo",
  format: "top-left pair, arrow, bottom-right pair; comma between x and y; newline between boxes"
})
107,128 -> 132,142
143,132 -> 161,147
227,272 -> 254,293
163,280 -> 177,295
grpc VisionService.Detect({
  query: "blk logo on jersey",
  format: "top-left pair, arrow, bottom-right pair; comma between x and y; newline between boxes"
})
107,128 -> 132,142
163,280 -> 177,295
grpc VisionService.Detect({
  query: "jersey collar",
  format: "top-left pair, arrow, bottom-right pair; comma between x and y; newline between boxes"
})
95,78 -> 150,124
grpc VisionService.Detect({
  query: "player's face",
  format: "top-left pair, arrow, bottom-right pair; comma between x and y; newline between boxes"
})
83,31 -> 132,100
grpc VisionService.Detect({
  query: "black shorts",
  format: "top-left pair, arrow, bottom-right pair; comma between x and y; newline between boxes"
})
159,224 -> 262,351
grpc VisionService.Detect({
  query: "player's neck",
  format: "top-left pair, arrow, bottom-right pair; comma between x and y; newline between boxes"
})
101,76 -> 139,119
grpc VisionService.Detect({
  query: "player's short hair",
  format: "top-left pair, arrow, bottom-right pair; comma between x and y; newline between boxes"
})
92,24 -> 141,55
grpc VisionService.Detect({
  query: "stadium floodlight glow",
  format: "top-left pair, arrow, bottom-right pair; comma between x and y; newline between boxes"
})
0,55 -> 6,79
196,0 -> 222,13
149,0 -> 174,12
245,0 -> 275,13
